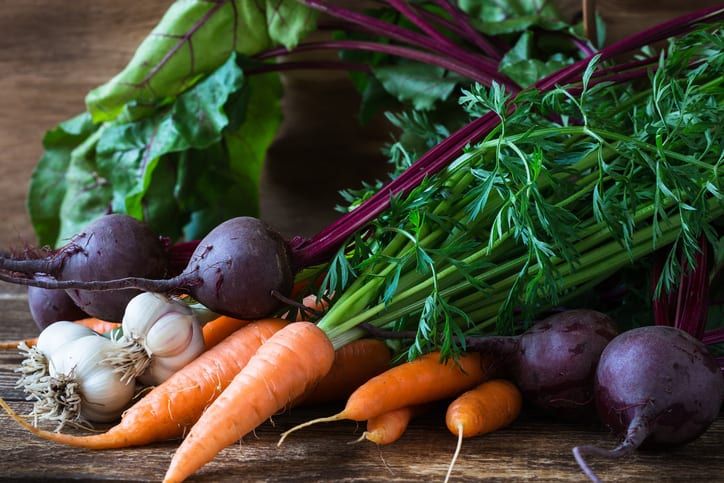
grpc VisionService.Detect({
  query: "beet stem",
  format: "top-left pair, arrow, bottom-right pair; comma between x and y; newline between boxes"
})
0,255 -> 58,276
0,270 -> 190,294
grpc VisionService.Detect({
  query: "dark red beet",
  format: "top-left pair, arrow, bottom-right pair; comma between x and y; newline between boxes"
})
27,287 -> 87,330
59,214 -> 168,321
181,217 -> 293,318
573,326 -> 724,482
0,217 -> 293,320
0,214 -> 168,322
510,310 -> 618,419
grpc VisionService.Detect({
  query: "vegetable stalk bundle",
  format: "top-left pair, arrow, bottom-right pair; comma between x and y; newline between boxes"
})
308,20 -> 724,358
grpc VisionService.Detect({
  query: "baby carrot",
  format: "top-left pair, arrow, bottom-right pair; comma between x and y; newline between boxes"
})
279,351 -> 495,443
444,379 -> 522,482
358,404 -> 429,445
202,316 -> 248,349
163,321 -> 335,483
0,319 -> 287,448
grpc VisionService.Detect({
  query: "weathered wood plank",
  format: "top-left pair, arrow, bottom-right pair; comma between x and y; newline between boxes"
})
0,399 -> 722,482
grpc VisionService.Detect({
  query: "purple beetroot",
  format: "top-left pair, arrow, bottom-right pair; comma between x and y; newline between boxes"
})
0,214 -> 168,321
573,325 -> 724,482
468,309 -> 618,419
27,286 -> 87,330
0,216 -> 293,320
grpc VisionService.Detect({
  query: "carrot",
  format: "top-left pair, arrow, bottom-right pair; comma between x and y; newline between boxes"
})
297,338 -> 390,406
279,351 -> 495,443
163,321 -> 335,483
0,338 -> 36,350
357,404 -> 429,445
75,317 -> 120,334
0,318 -> 287,448
201,316 -> 248,349
444,379 -> 522,483
0,318 -> 120,350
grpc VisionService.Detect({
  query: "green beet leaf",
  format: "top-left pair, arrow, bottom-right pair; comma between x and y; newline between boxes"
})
95,54 -> 244,222
56,129 -> 114,246
458,0 -> 567,35
499,32 -> 573,87
374,62 -> 461,111
86,0 -> 315,123
27,113 -> 98,247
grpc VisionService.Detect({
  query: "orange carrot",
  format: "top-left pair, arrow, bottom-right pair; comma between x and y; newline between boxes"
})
444,379 -> 522,483
163,322 -> 335,483
0,319 -> 287,449
75,317 -> 120,334
358,404 -> 428,445
202,316 -> 248,349
279,351 -> 494,443
0,338 -> 36,350
298,338 -> 390,406
0,318 -> 120,350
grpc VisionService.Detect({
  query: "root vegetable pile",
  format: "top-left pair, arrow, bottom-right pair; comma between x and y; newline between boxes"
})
0,2 -> 722,483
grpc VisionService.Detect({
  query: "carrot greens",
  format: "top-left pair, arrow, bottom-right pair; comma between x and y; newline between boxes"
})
309,22 -> 724,359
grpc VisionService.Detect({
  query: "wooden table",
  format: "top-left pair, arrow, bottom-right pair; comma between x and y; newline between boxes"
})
0,282 -> 722,482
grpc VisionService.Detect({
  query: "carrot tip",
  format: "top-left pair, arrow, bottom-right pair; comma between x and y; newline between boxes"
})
277,413 -> 343,447
348,432 -> 368,445
444,422 -> 464,483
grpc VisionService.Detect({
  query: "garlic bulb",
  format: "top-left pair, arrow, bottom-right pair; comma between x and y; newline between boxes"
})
36,321 -> 97,359
109,292 -> 205,385
46,335 -> 135,425
16,321 -> 96,398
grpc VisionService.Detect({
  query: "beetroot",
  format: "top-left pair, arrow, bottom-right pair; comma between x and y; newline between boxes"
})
27,287 -> 87,330
0,217 -> 293,320
0,214 -> 168,321
179,217 -> 293,318
573,326 -> 724,482
469,309 -> 618,419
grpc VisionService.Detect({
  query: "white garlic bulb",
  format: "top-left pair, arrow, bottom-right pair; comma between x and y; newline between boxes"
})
36,321 -> 97,359
111,292 -> 205,385
16,321 -> 97,399
45,335 -> 135,426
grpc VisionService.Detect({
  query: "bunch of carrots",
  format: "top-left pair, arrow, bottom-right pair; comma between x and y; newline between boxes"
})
1,309 -> 523,482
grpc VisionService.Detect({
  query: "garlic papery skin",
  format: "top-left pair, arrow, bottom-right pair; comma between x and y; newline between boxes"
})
41,335 -> 135,427
122,292 -> 191,339
138,320 -> 205,386
111,292 -> 205,386
36,321 -> 97,360
144,312 -> 195,357
16,321 -> 97,401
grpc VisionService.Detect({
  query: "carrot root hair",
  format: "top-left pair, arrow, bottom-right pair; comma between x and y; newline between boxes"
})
444,422 -> 464,483
348,432 -> 369,445
277,413 -> 343,446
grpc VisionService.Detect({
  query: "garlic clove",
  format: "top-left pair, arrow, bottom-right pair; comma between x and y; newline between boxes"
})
36,321 -> 96,359
138,320 -> 205,386
122,292 -> 191,339
79,365 -> 135,422
144,312 -> 195,357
